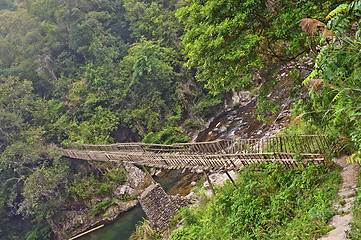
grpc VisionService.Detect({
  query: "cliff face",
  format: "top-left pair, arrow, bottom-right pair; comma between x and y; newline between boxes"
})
50,163 -> 148,240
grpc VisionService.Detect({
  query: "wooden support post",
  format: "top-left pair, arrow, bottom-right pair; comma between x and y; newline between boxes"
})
225,171 -> 238,189
204,170 -> 215,196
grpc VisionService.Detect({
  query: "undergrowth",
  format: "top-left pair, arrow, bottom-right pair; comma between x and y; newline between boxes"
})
171,163 -> 341,240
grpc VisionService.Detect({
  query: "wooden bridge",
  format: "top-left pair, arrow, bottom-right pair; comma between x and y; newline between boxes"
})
59,135 -> 329,171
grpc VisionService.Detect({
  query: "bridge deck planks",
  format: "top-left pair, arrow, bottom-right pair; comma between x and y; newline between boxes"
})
59,135 -> 328,170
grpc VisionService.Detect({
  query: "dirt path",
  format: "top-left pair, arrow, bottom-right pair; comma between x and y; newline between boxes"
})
319,156 -> 359,240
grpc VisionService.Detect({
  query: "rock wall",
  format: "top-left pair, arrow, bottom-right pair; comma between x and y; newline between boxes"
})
139,183 -> 187,231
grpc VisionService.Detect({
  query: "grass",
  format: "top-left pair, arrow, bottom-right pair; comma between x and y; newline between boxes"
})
170,162 -> 341,240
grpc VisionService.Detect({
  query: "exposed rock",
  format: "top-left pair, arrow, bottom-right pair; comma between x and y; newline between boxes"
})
318,155 -> 359,240
203,171 -> 238,190
124,163 -> 147,190
155,169 -> 165,178
50,200 -> 138,240
139,183 -> 188,232
276,110 -> 291,122
225,89 -> 252,110
219,126 -> 227,133
150,168 -> 156,176
114,183 -> 137,197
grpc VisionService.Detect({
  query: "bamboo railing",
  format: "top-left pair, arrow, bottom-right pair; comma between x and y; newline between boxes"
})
59,135 -> 329,170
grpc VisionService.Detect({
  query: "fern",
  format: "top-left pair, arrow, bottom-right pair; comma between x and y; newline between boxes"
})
302,70 -> 319,86
325,4 -> 348,20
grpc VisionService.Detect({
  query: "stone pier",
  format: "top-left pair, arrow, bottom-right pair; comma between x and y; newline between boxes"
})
139,183 -> 187,231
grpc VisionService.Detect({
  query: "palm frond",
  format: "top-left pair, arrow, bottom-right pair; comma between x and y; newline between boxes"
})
307,78 -> 324,90
299,18 -> 325,36
346,153 -> 360,163
326,4 -> 349,20
292,113 -> 305,125
320,28 -> 336,37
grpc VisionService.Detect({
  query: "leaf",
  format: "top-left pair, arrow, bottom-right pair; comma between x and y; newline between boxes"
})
299,18 -> 325,36
292,113 -> 305,125
302,70 -> 318,86
319,28 -> 336,37
346,153 -> 361,164
326,4 -> 349,20
307,79 -> 324,91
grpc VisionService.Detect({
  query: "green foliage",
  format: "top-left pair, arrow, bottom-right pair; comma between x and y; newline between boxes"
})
25,225 -> 51,240
130,219 -> 161,240
90,199 -> 115,218
299,0 -> 361,160
142,126 -> 189,144
66,172 -> 116,201
171,163 -> 341,240
104,168 -> 127,184
177,0 -> 342,95
0,0 -> 354,239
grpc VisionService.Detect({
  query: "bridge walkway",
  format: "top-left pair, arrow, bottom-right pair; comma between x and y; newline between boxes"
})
59,135 -> 329,171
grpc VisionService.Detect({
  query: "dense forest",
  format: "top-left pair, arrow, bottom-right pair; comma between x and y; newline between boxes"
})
1,0 -> 361,239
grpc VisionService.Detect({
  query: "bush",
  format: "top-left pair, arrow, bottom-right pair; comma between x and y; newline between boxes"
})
171,163 -> 341,240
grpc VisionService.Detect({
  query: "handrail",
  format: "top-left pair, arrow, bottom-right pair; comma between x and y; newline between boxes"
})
59,135 -> 330,170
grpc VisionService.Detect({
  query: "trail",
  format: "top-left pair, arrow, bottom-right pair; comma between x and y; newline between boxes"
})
319,155 -> 359,240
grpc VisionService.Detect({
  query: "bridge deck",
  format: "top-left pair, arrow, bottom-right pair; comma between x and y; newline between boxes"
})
59,135 -> 329,170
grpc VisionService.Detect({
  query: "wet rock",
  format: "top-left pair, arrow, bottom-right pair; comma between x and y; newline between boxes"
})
276,110 -> 291,122
196,169 -> 203,174
212,128 -> 220,133
234,117 -> 243,121
225,89 -> 252,109
219,126 -> 227,133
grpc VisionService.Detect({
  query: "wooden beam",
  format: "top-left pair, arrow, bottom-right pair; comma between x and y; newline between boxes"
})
204,170 -> 215,196
225,171 -> 238,189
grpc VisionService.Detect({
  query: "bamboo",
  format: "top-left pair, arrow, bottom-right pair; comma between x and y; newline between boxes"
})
68,224 -> 104,240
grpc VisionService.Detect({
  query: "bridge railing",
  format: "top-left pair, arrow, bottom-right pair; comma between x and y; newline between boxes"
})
231,135 -> 329,154
66,135 -> 328,155
59,135 -> 329,170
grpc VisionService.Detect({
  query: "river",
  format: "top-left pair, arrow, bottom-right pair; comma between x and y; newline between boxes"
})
79,169 -> 199,240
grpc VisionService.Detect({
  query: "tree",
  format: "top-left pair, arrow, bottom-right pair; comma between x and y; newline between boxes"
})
177,0 -> 344,95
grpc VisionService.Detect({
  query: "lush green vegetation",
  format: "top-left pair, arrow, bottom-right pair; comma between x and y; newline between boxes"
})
165,163 -> 340,239
296,1 -> 361,162
0,0 -> 359,239
170,164 -> 341,239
